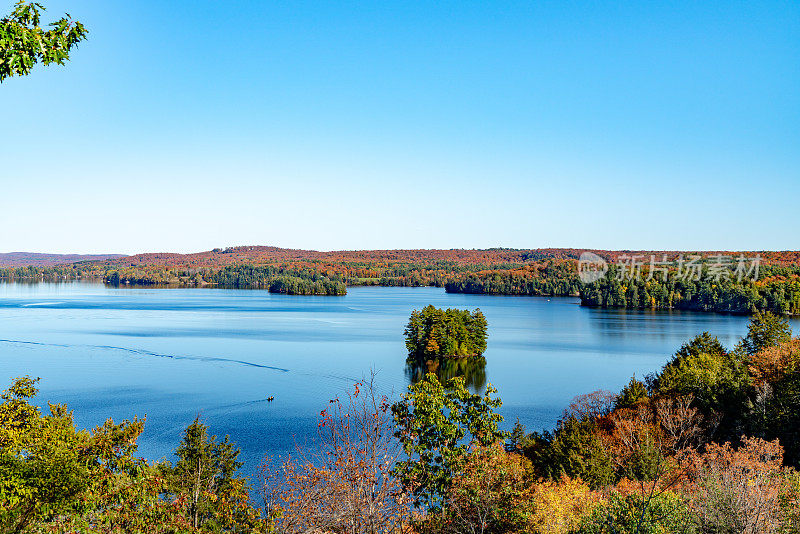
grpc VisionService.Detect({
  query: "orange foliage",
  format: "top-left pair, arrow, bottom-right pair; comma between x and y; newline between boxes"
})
259,377 -> 411,534
436,443 -> 534,534
749,338 -> 800,384
684,437 -> 794,534
601,395 -> 711,458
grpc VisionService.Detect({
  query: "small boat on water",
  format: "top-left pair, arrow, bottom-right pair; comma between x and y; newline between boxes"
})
267,396 -> 274,402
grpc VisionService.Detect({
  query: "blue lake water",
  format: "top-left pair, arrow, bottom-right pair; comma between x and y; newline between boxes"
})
2,282 -> 796,477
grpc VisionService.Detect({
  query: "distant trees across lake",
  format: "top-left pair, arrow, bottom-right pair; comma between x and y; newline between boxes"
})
1,248 -> 800,313
404,305 -> 488,361
581,265 -> 800,315
444,263 -> 800,317
102,265 -> 347,296
212,265 -> 346,295
444,261 -> 581,296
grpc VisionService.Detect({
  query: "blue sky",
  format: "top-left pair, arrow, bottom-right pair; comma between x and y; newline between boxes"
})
1,0 -> 798,254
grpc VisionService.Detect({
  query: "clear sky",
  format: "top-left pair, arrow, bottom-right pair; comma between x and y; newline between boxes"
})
1,0 -> 798,254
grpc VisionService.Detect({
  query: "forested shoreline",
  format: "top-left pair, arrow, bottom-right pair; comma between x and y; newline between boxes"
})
2,248 -> 800,314
580,265 -> 800,316
443,261 -> 581,296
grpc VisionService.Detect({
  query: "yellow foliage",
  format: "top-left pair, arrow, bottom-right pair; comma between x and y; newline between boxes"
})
528,476 -> 604,534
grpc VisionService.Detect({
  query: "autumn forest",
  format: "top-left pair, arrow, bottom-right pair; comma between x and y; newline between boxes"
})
3,247 -> 800,315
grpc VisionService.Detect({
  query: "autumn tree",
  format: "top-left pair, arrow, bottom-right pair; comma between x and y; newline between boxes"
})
46,457 -> 191,534
687,437 -> 796,534
747,337 -> 800,466
524,391 -> 617,489
260,376 -> 411,534
0,376 -> 187,533
749,338 -> 800,384
654,332 -> 750,440
591,394 -> 717,533
566,390 -> 617,421
427,443 -> 534,534
580,489 -> 695,534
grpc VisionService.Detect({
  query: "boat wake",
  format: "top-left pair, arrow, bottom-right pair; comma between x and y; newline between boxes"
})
0,338 -> 291,373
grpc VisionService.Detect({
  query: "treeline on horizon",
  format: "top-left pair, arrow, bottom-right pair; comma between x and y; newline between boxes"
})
2,248 -> 800,314
5,312 -> 800,533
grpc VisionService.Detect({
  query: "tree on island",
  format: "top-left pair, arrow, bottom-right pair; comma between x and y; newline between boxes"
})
404,305 -> 488,360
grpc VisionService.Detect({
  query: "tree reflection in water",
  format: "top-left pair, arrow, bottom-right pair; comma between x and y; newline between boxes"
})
405,356 -> 487,391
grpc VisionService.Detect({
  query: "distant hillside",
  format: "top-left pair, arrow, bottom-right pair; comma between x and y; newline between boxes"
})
0,252 -> 126,267
97,246 -> 800,269
3,247 -> 800,270
98,246 -> 582,268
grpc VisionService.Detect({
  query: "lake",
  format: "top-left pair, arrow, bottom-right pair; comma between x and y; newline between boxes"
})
1,282 -> 795,477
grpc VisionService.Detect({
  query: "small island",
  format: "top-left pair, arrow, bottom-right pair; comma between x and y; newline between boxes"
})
404,305 -> 488,360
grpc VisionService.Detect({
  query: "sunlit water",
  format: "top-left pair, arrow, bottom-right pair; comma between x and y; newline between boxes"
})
2,282 -> 796,478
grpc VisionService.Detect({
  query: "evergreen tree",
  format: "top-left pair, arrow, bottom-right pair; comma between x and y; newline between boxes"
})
509,418 -> 527,450
741,311 -> 792,356
615,375 -> 648,410
166,418 -> 253,531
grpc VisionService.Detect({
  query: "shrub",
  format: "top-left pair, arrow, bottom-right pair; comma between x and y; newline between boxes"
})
686,437 -> 790,534
391,373 -> 505,510
580,490 -> 696,534
529,476 -> 603,533
260,376 -> 410,533
434,443 -> 534,534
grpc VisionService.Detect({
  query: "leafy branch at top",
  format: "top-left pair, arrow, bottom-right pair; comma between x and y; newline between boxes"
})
1,1 -> 87,82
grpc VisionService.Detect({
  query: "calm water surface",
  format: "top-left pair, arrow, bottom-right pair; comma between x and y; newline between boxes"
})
2,282 -> 796,476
